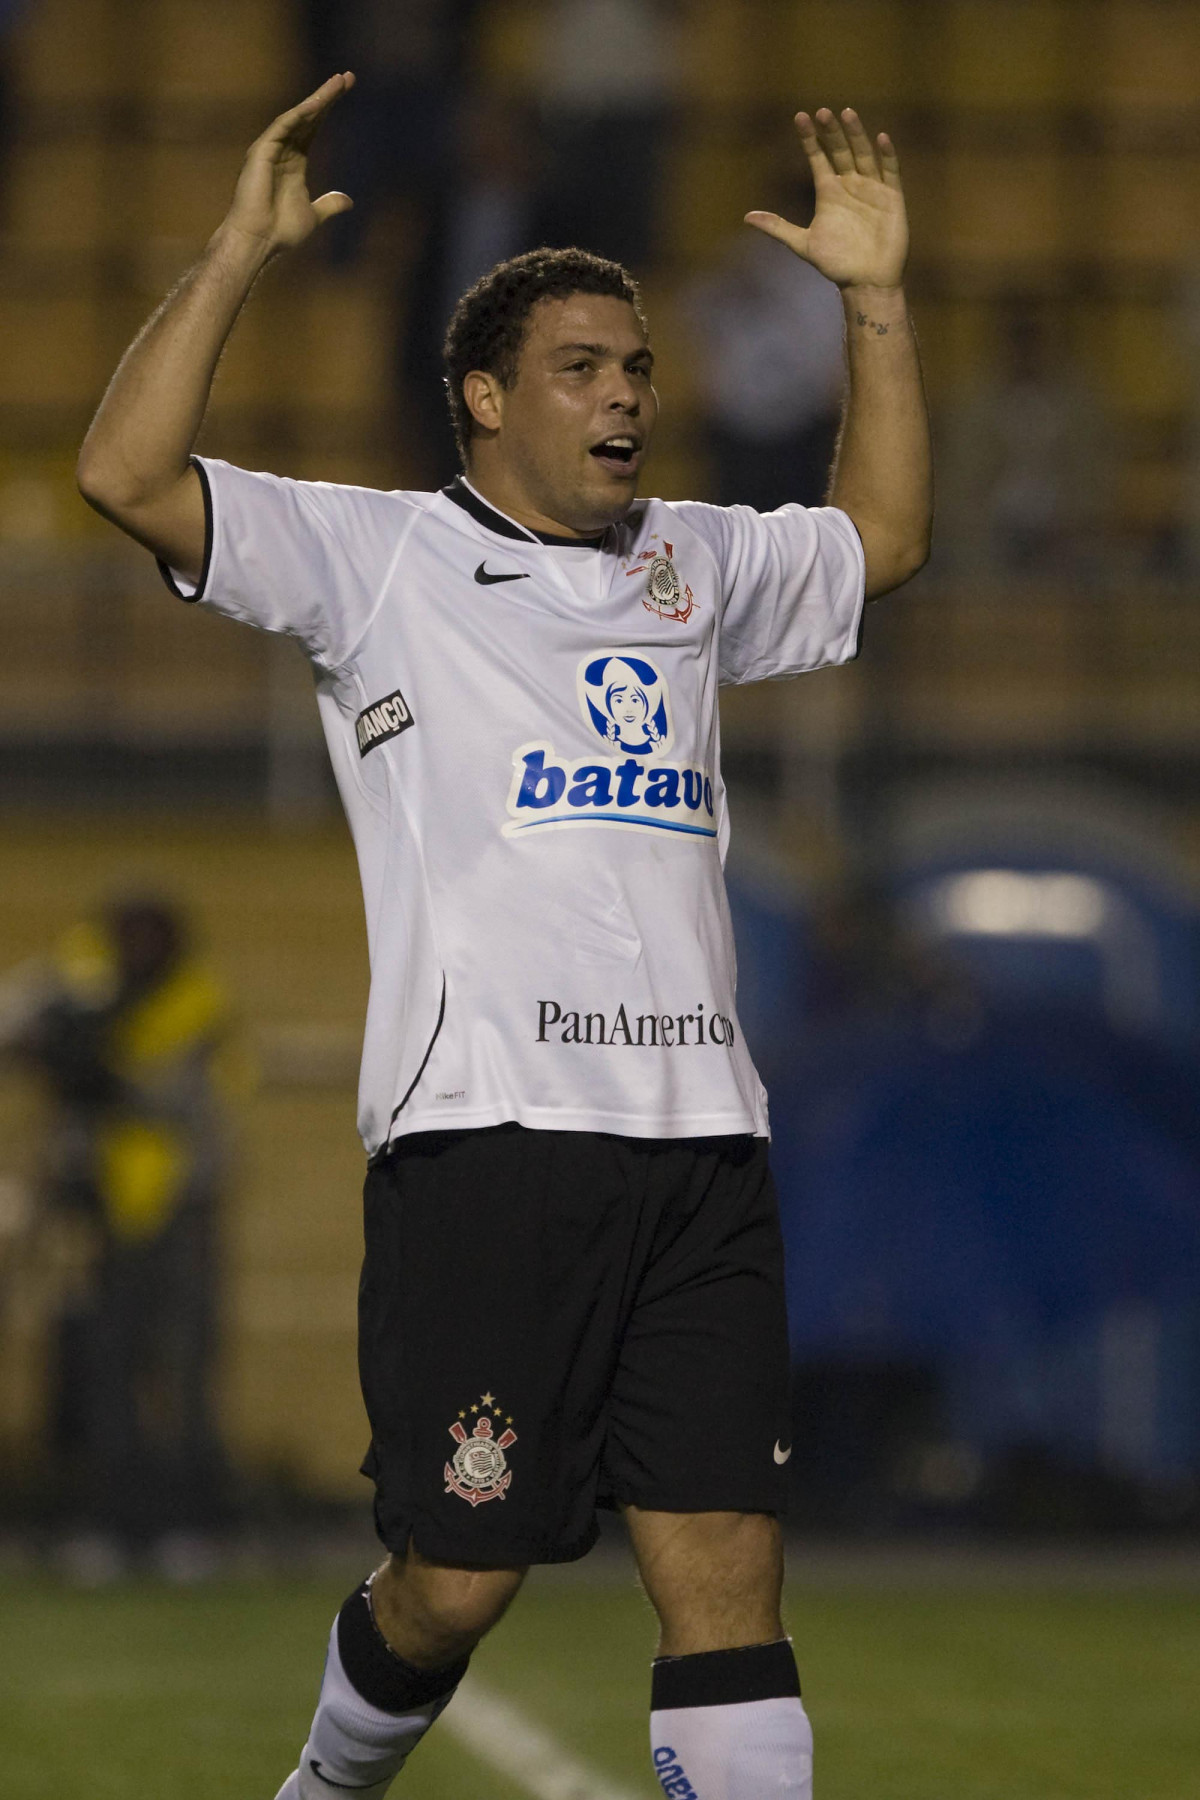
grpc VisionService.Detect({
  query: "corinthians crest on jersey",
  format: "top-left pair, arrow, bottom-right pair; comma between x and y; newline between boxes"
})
625,534 -> 695,623
444,1395 -> 517,1506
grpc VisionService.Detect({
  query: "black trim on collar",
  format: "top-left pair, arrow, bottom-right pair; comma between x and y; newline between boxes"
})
441,475 -> 606,550
156,456 -> 213,602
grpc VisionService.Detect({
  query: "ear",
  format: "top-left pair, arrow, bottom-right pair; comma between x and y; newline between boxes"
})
462,369 -> 504,438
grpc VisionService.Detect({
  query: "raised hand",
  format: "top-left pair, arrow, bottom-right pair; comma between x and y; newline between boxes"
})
746,108 -> 908,292
220,72 -> 356,259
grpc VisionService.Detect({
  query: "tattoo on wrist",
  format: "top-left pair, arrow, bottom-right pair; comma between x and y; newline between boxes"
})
855,311 -> 890,336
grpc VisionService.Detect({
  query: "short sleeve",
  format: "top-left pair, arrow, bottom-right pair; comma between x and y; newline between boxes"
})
672,500 -> 865,686
159,456 -> 417,670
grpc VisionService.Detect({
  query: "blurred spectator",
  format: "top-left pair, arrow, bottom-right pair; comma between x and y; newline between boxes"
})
939,299 -> 1110,584
685,177 -> 845,510
1177,257 -> 1200,581
1,897 -> 236,1579
299,0 -> 480,267
402,93 -> 541,483
532,0 -> 678,270
436,97 -> 541,326
0,2 -> 31,214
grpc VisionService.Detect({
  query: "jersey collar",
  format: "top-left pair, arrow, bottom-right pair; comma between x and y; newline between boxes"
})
441,476 -> 607,550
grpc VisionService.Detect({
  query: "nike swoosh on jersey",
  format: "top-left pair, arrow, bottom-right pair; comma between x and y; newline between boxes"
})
309,1760 -> 379,1792
474,562 -> 529,585
773,1441 -> 792,1465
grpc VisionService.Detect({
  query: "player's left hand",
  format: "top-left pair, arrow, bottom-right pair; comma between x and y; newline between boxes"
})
746,107 -> 908,291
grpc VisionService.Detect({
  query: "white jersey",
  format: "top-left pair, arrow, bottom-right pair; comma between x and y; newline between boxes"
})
165,461 -> 864,1155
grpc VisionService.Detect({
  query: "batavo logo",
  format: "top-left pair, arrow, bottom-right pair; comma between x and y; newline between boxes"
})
653,1745 -> 699,1799
504,651 -> 716,839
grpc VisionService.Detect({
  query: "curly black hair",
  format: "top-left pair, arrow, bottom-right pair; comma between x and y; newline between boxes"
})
442,247 -> 646,464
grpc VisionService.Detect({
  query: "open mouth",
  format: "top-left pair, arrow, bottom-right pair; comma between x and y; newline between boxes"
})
589,434 -> 640,472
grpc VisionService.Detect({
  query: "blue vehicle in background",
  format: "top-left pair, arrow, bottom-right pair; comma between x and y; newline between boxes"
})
729,791 -> 1200,1529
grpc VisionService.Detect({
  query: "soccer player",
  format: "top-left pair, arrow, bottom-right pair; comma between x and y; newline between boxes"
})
77,72 -> 931,1800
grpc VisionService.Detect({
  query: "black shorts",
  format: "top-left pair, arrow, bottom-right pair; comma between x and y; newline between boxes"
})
358,1123 -> 791,1566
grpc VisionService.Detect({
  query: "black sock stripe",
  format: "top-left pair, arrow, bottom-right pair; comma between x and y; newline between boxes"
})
650,1639 -> 801,1712
336,1582 -> 470,1716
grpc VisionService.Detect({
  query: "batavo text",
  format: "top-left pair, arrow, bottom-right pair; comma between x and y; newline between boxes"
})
653,1746 -> 699,1800
504,745 -> 716,837
537,1001 -> 736,1047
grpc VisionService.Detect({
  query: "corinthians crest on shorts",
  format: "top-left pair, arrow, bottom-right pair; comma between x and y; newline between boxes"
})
444,1395 -> 517,1506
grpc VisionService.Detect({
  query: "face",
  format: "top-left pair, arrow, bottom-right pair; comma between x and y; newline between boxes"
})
111,905 -> 179,987
610,684 -> 647,728
465,293 -> 659,534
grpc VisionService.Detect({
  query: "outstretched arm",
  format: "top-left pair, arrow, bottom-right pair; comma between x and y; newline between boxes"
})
76,73 -> 355,582
746,107 -> 932,599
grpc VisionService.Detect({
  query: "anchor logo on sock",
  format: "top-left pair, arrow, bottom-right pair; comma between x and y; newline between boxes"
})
444,1393 -> 517,1506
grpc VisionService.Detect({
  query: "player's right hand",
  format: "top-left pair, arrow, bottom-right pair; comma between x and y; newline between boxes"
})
217,73 -> 355,259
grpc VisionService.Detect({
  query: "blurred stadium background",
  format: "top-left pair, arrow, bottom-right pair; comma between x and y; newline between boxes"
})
1,2 -> 1199,1795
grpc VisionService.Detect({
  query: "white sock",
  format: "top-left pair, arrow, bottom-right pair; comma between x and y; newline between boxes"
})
649,1641 -> 813,1799
293,1582 -> 468,1799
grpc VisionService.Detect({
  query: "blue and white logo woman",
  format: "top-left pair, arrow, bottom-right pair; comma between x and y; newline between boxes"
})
504,647 -> 712,838
581,654 -> 671,755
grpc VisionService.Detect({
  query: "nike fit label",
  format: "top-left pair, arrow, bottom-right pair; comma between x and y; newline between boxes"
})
474,562 -> 528,585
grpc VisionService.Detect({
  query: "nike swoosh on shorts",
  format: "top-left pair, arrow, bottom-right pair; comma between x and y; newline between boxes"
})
474,562 -> 528,585
773,1441 -> 792,1465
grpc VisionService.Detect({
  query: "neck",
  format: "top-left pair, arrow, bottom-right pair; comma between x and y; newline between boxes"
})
462,465 -> 604,542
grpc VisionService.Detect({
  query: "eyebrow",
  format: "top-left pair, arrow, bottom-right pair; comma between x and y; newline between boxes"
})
551,341 -> 655,365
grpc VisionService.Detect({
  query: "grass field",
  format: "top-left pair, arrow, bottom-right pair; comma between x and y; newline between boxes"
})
2,1556 -> 1199,1800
